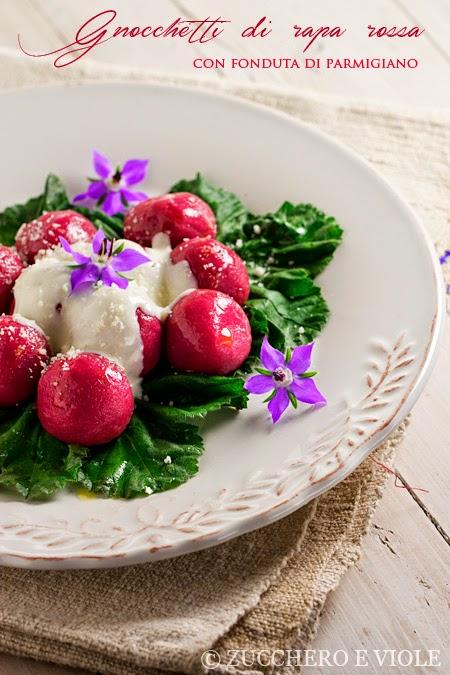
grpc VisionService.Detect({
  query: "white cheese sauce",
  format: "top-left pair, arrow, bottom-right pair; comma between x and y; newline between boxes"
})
13,233 -> 197,396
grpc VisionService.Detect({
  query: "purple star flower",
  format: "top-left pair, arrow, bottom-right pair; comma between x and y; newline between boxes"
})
60,229 -> 151,294
73,150 -> 149,216
245,336 -> 326,424
440,250 -> 450,295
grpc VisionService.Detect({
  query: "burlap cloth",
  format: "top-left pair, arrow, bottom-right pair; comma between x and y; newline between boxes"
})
0,50 -> 448,675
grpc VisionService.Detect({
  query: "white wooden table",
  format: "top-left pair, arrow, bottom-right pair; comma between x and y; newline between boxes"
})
0,1 -> 449,673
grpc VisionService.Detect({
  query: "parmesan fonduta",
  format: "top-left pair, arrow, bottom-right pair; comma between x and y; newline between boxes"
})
14,234 -> 197,395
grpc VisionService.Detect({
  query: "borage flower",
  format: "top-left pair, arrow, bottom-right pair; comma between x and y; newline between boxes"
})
73,150 -> 149,216
60,229 -> 151,294
440,249 -> 450,295
245,336 -> 326,424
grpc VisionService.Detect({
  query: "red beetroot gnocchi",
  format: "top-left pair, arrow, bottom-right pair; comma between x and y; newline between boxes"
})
15,210 -> 96,263
171,237 -> 250,305
0,245 -> 24,313
5,191 -> 253,446
37,352 -> 134,446
0,315 -> 51,407
165,289 -> 252,375
124,192 -> 216,248
137,308 -> 162,375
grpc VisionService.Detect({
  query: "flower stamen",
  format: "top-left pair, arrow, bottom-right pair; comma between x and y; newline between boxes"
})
273,366 -> 293,387
59,230 -> 151,294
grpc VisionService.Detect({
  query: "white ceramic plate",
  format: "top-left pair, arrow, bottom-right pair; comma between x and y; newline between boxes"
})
0,84 -> 444,569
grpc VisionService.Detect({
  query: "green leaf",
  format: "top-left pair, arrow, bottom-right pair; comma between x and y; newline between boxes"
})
0,174 -> 69,245
0,173 -> 342,502
79,412 -> 203,498
0,171 -> 125,246
170,172 -> 248,241
0,405 -> 85,499
262,268 -> 317,298
142,373 -> 248,421
245,286 -> 329,356
170,175 -> 342,278
42,174 -> 71,212
73,206 -> 124,238
76,374 -> 248,498
0,404 -> 204,500
170,174 -> 342,362
240,204 -> 343,278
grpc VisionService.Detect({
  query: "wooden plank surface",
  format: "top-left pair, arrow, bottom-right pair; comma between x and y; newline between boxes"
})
393,0 -> 450,61
395,323 -> 450,532
0,0 -> 61,51
0,0 -> 449,673
311,324 -> 450,674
